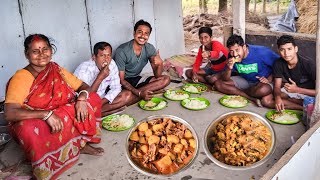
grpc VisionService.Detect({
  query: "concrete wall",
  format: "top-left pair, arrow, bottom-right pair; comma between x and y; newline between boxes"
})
271,128 -> 320,180
0,0 -> 185,98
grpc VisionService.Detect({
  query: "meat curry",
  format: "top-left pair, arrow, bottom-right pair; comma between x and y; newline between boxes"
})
128,117 -> 196,174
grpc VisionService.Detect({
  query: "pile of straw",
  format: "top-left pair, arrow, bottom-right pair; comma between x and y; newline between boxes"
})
296,0 -> 317,34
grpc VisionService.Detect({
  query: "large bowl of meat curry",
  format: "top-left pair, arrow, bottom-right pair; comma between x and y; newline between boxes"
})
126,115 -> 199,177
204,111 -> 276,170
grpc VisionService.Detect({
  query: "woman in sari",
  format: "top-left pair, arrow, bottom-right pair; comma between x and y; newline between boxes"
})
4,34 -> 104,179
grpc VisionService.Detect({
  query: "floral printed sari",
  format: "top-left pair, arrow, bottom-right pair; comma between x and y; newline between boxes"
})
9,62 -> 102,179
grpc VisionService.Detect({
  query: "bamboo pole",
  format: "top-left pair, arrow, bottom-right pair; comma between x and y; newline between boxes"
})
310,0 -> 320,127
277,0 -> 280,14
254,0 -> 257,14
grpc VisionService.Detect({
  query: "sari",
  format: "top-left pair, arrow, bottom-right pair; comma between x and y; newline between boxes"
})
8,62 -> 102,180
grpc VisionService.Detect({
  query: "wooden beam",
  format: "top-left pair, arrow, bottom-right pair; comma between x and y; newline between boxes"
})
232,0 -> 246,40
311,0 -> 320,126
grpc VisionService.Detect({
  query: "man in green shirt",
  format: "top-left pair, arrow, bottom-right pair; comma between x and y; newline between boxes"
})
114,19 -> 170,104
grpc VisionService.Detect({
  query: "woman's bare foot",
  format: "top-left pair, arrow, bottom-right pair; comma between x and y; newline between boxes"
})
80,144 -> 104,156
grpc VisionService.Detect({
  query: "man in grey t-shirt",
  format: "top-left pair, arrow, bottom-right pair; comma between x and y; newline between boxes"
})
114,19 -> 170,103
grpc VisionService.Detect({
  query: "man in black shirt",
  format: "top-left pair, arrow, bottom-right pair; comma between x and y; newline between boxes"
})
261,35 -> 316,111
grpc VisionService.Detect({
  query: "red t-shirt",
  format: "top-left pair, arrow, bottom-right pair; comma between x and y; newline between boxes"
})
192,40 -> 229,73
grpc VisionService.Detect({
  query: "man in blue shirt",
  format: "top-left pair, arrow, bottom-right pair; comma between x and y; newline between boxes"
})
214,35 -> 280,106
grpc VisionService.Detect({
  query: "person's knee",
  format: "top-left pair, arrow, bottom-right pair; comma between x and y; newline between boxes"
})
255,84 -> 272,96
214,80 -> 223,91
161,75 -> 171,86
261,96 -> 273,108
121,91 -> 133,103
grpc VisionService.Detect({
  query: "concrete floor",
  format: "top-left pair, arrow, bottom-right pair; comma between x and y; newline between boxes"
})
0,83 -> 306,180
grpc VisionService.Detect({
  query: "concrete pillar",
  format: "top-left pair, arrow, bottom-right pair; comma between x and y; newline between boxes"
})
232,0 -> 246,41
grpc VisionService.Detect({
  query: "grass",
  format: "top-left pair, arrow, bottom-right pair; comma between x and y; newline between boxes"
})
182,0 -> 291,16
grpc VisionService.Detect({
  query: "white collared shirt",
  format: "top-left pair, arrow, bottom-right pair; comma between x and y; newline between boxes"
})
74,59 -> 121,103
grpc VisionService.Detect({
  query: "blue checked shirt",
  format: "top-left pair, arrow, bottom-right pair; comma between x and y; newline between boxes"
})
74,59 -> 121,103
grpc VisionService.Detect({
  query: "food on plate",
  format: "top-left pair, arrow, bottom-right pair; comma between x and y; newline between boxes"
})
185,85 -> 199,93
183,84 -> 206,93
183,99 -> 207,109
269,111 -> 300,123
164,90 -> 189,100
143,101 -> 167,110
102,114 -> 134,131
210,114 -> 272,166
128,117 -> 196,174
145,101 -> 157,108
220,95 -> 248,108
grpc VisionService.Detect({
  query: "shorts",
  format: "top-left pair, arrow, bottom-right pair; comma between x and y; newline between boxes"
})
281,87 -> 307,99
203,67 -> 223,76
230,76 -> 258,90
125,76 -> 153,88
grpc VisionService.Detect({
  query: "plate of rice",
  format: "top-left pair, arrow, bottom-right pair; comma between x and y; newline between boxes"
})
181,97 -> 210,110
266,110 -> 302,125
164,89 -> 190,101
219,95 -> 249,108
102,114 -> 135,131
182,83 -> 207,94
139,97 -> 168,111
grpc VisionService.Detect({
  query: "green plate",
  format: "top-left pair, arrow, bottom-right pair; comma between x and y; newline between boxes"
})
182,83 -> 207,94
266,109 -> 302,125
163,89 -> 190,101
181,97 -> 210,110
139,97 -> 168,111
102,114 -> 135,131
219,95 -> 249,108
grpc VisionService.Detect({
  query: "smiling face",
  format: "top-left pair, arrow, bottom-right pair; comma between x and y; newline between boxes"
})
93,46 -> 112,70
278,43 -> 298,63
133,25 -> 151,46
228,43 -> 247,61
25,39 -> 52,70
199,32 -> 212,48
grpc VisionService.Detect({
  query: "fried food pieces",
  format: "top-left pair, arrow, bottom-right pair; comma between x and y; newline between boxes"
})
128,117 -> 196,174
210,114 -> 272,166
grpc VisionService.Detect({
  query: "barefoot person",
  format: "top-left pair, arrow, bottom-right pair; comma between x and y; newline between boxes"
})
214,35 -> 279,106
4,34 -> 104,179
74,42 -> 131,116
114,19 -> 170,103
261,35 -> 316,111
185,26 -> 228,84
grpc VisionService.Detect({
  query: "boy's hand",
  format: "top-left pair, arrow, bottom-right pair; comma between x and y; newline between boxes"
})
284,78 -> 298,93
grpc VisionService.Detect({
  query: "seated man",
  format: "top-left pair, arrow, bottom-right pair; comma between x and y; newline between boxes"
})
214,35 -> 280,106
261,35 -> 316,111
74,42 -> 131,116
114,19 -> 170,103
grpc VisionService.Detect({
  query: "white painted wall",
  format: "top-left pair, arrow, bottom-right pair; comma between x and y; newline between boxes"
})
0,0 -> 25,99
272,128 -> 320,180
0,0 -> 185,98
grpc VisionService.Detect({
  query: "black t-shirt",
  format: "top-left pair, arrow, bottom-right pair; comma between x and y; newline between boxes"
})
273,55 -> 316,89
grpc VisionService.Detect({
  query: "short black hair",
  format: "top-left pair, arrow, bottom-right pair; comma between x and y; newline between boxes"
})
226,35 -> 245,48
277,35 -> 296,48
134,19 -> 152,33
93,42 -> 112,56
198,27 -> 212,37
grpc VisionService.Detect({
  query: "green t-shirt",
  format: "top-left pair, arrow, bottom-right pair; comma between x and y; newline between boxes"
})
114,39 -> 157,78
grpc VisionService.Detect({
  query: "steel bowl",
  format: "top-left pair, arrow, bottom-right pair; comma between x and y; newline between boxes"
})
203,111 -> 276,170
125,115 -> 199,177
0,133 -> 11,151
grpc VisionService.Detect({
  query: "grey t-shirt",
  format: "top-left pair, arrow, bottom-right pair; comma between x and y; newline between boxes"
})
114,39 -> 157,78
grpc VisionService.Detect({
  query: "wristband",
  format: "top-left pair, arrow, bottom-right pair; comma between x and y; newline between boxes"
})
43,110 -> 53,121
77,90 -> 89,99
